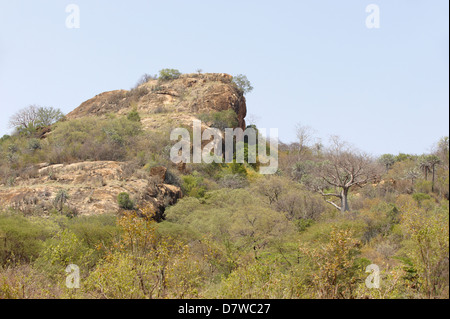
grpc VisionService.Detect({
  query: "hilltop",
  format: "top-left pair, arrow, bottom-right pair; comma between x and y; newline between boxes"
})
67,72 -> 247,130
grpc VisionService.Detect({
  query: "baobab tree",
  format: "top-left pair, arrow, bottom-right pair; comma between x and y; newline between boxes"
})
314,137 -> 380,213
8,105 -> 39,130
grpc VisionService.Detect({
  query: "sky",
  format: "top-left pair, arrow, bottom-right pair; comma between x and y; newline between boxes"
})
0,0 -> 448,156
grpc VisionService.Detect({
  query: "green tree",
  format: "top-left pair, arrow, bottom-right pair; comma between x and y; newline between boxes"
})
158,69 -> 181,81
378,154 -> 396,173
232,74 -> 253,95
35,106 -> 65,127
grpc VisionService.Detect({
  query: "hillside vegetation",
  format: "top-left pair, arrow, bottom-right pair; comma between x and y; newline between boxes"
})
0,71 -> 448,299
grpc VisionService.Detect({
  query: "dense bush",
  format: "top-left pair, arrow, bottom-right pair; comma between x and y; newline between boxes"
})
181,173 -> 207,198
0,91 -> 448,299
0,213 -> 57,265
198,109 -> 239,131
126,108 -> 141,122
117,192 -> 135,210
158,68 -> 181,81
46,116 -> 142,163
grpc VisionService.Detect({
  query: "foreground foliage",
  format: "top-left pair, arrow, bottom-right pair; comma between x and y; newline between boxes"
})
0,97 -> 448,299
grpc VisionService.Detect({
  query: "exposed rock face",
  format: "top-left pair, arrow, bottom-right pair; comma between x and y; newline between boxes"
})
149,166 -> 167,184
0,161 -> 182,218
67,73 -> 247,130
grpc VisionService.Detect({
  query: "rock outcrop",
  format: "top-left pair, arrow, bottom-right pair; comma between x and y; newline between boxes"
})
0,161 -> 182,219
67,73 -> 247,130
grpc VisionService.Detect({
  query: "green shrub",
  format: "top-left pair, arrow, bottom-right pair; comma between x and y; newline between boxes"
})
182,173 -> 207,198
27,139 -> 41,151
35,229 -> 96,279
127,109 -> 141,122
412,193 -> 431,204
66,215 -> 119,250
117,192 -> 134,210
295,219 -> 314,232
158,68 -> 181,81
198,109 -> 238,131
415,180 -> 433,194
0,214 -> 56,265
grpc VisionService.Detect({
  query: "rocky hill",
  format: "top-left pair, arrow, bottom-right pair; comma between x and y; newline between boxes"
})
0,73 -> 247,218
67,73 -> 247,130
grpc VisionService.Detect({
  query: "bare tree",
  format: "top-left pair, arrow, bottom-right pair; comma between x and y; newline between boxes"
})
405,167 -> 420,186
315,137 -> 380,212
8,105 -> 39,130
138,73 -> 156,85
435,136 -> 449,170
295,123 -> 316,160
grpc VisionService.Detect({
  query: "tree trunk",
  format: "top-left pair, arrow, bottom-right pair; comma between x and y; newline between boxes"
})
432,165 -> 436,192
341,188 -> 350,213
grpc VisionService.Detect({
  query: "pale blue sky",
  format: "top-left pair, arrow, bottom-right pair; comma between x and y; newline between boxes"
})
0,0 -> 448,155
